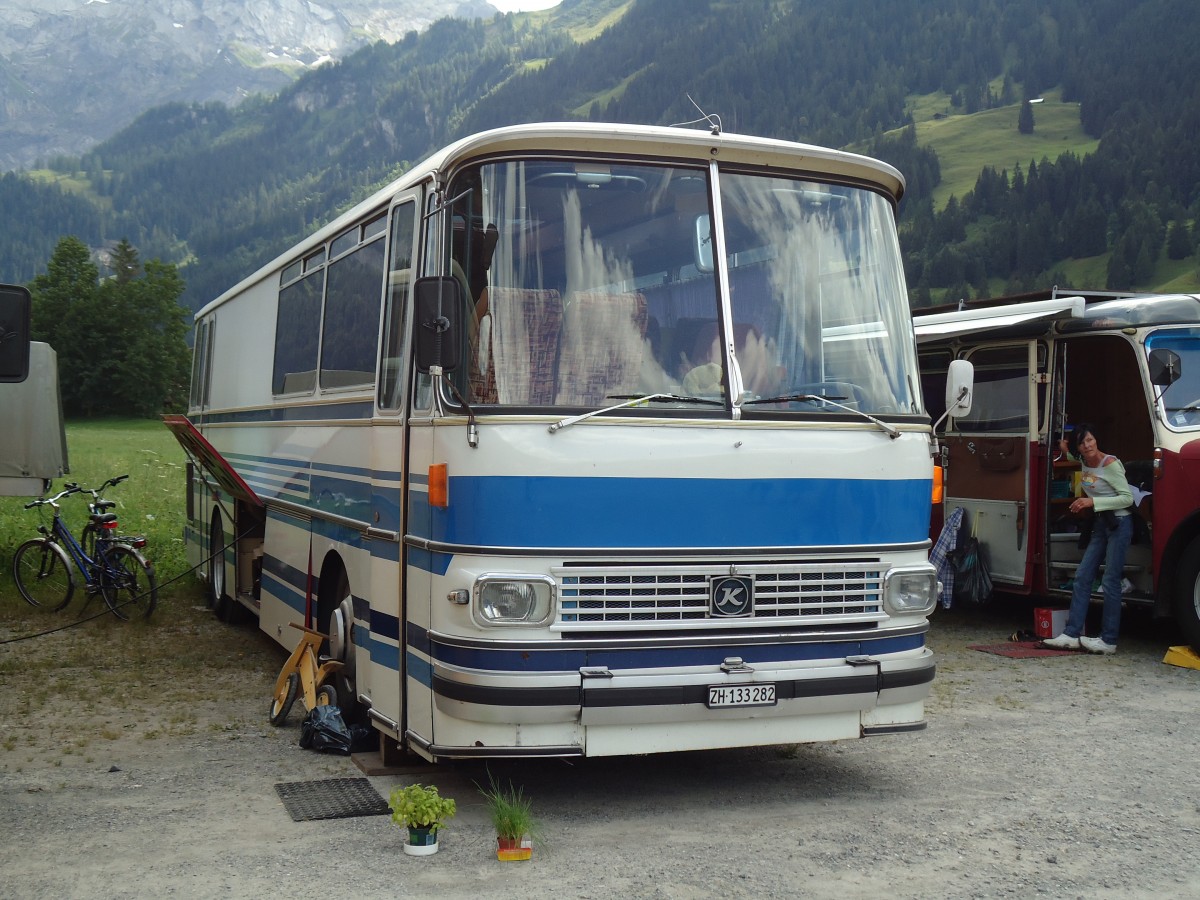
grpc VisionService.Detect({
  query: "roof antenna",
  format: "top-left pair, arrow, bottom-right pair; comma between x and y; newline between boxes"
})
670,94 -> 721,135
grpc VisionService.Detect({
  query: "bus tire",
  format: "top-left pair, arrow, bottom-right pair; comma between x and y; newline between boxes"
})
208,516 -> 225,612
210,516 -> 246,624
328,571 -> 360,721
1174,536 -> 1200,652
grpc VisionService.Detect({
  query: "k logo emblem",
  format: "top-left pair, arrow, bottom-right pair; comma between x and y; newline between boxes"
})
711,575 -> 753,617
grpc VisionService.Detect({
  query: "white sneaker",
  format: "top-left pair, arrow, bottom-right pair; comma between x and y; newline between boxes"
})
1042,633 -> 1080,650
1080,636 -> 1117,655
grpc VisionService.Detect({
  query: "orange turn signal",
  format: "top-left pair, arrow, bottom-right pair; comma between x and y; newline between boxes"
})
429,463 -> 449,508
931,463 -> 944,505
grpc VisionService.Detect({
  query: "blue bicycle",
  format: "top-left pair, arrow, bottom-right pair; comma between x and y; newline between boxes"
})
12,481 -> 157,620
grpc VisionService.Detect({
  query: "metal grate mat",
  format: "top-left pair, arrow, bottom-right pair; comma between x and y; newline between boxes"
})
275,777 -> 391,822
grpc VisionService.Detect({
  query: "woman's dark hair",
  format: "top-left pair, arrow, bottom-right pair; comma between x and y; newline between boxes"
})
1071,422 -> 1097,454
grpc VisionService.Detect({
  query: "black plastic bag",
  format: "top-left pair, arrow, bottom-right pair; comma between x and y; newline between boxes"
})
349,724 -> 375,754
953,534 -> 993,605
299,705 -> 352,754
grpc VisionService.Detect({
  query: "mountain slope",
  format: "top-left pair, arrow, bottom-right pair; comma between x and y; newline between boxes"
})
3,0 -> 1199,307
0,0 -> 496,170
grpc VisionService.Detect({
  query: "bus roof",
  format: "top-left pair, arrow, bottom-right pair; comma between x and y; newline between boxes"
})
196,122 -> 906,320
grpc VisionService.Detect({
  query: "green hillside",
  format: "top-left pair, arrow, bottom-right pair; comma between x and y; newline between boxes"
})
907,88 -> 1100,210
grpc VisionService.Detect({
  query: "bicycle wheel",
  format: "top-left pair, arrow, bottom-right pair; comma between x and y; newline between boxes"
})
13,539 -> 75,611
80,523 -> 99,563
98,545 -> 158,620
269,672 -> 300,726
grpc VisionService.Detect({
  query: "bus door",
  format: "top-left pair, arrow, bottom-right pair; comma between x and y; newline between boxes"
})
364,193 -> 421,743
1046,333 -> 1157,596
943,342 -> 1042,589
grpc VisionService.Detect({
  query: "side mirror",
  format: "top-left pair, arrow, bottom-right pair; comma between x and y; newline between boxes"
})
0,283 -> 32,384
694,214 -> 714,273
945,358 -> 973,418
413,276 -> 463,374
1148,348 -> 1181,387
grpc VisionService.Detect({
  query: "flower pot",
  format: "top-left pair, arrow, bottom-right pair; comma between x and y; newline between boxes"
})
404,826 -> 439,856
496,834 -> 532,861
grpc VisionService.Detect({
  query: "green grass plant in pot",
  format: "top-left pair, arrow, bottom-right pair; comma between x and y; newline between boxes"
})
479,772 -> 538,861
388,783 -> 456,856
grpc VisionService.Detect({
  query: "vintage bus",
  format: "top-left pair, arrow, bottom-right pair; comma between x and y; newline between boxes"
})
169,122 -> 963,762
916,289 -> 1200,650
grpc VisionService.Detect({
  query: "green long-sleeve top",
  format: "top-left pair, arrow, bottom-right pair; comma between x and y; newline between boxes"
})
1074,453 -> 1134,514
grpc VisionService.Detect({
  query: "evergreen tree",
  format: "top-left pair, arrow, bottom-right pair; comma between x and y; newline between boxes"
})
27,237 -> 190,416
109,238 -> 142,284
1166,220 -> 1193,260
1018,99 -> 1035,135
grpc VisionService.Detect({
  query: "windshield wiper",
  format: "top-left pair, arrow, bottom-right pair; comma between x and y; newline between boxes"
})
744,393 -> 901,440
548,392 -> 724,434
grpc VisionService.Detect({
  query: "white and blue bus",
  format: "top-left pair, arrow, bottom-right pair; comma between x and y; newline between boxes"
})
169,122 -> 964,762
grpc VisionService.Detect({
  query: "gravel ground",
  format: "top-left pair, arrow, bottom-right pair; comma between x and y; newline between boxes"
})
2,598 -> 1198,899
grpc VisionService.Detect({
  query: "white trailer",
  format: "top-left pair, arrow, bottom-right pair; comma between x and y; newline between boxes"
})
0,285 -> 68,496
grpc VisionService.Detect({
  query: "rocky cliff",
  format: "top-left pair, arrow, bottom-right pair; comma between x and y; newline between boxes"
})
0,0 -> 497,171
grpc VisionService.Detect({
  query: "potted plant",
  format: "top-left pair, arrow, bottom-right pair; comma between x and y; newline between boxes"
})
479,773 -> 538,861
388,783 -> 456,856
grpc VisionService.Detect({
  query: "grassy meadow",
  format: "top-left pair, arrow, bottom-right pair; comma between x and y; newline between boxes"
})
0,419 -> 192,595
0,420 -> 280,761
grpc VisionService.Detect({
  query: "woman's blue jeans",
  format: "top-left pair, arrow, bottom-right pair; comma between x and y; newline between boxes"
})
1064,513 -> 1133,645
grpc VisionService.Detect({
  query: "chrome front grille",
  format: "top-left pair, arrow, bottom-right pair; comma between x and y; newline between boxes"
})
555,562 -> 883,628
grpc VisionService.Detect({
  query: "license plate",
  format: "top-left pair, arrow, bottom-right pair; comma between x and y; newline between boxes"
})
706,683 -> 776,708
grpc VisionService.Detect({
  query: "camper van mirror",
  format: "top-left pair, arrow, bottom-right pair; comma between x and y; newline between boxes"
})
0,283 -> 32,384
1148,348 -> 1182,387
694,214 -> 714,273
945,358 -> 974,417
414,276 -> 463,374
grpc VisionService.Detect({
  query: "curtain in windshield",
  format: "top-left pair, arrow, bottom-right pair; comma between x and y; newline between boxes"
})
447,160 -> 917,415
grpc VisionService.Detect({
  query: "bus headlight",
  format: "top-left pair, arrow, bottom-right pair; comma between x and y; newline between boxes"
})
883,567 -> 938,615
473,576 -> 555,626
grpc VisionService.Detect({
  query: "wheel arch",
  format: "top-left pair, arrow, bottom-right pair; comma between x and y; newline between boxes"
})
1155,511 -> 1200,618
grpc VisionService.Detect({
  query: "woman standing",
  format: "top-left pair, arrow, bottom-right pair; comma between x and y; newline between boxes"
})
1043,423 -> 1135,654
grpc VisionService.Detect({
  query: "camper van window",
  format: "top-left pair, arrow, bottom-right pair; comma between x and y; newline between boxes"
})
1146,327 -> 1200,427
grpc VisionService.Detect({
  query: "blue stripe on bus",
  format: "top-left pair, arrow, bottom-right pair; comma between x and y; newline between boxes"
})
406,651 -> 433,687
363,633 -> 401,671
420,475 -> 930,549
423,631 -> 925,673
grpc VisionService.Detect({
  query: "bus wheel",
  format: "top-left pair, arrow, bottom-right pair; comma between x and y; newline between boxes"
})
329,572 -> 359,720
208,517 -> 226,612
210,515 -> 246,624
1174,536 -> 1200,652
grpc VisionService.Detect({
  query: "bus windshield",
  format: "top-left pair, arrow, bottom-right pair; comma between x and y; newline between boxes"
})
447,158 -> 918,415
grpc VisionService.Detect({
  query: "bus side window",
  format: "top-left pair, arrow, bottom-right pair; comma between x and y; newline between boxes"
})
272,268 -> 322,395
380,199 -> 418,410
321,236 -> 385,389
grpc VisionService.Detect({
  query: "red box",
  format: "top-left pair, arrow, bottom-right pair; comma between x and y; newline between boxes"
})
1034,608 -> 1069,638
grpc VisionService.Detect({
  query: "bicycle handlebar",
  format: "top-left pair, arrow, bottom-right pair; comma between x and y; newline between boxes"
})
24,485 -> 82,509
25,475 -> 129,510
77,474 -> 131,498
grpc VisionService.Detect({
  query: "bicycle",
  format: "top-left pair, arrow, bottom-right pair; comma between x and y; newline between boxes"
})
268,623 -> 343,725
12,483 -> 158,620
76,475 -> 143,561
